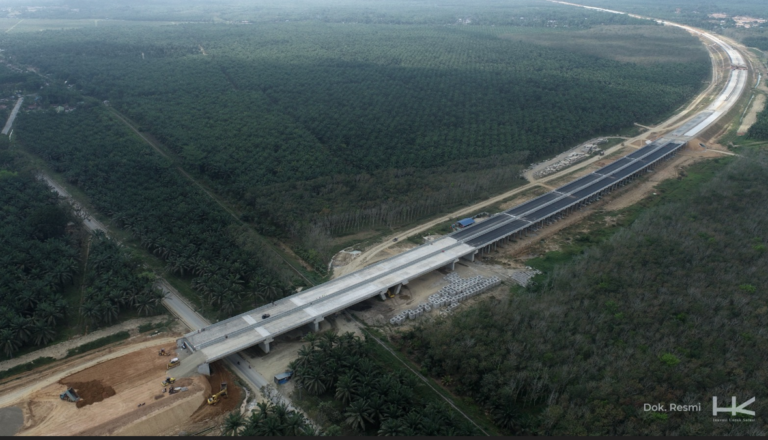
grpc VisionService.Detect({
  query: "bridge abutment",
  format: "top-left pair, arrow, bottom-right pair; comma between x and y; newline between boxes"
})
198,362 -> 211,376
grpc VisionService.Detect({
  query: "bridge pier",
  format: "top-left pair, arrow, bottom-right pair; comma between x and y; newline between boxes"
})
198,362 -> 211,376
259,337 -> 274,354
379,290 -> 388,300
310,318 -> 324,332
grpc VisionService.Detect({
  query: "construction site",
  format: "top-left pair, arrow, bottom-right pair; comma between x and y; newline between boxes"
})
0,333 -> 242,437
0,4 -> 761,436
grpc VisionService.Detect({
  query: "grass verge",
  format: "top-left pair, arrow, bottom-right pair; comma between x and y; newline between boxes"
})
65,331 -> 130,358
0,357 -> 56,382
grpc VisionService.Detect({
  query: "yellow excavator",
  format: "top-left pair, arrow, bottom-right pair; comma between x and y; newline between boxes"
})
167,357 -> 180,370
161,377 -> 176,387
158,348 -> 172,356
207,382 -> 228,405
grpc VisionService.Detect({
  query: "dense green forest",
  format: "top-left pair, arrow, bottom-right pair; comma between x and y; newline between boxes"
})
14,107 -> 293,318
79,232 -> 164,327
742,36 -> 768,50
398,154 -> 768,435
580,0 -> 768,30
0,146 -> 164,359
1,16 -> 710,251
4,0 -> 644,26
747,106 -> 768,140
288,331 -> 480,436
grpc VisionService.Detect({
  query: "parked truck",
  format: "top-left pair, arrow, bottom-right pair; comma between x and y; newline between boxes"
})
59,388 -> 81,402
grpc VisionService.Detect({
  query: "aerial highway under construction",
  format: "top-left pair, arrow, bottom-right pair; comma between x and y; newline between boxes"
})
177,12 -> 749,375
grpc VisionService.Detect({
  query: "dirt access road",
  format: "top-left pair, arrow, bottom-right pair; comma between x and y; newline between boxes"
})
333,20 -> 736,278
35,171 -> 296,415
0,315 -> 168,373
0,337 -> 178,409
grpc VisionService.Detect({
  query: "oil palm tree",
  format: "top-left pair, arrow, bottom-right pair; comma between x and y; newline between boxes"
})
31,319 -> 56,346
335,374 -> 356,405
222,410 -> 244,436
344,398 -> 373,432
378,418 -> 403,436
255,414 -> 284,436
0,328 -> 20,358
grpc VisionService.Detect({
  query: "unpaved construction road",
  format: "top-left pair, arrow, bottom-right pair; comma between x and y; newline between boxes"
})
0,316 -> 168,373
38,173 -> 109,235
0,337 -> 178,409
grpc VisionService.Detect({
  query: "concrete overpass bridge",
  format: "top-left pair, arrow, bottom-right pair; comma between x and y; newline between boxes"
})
179,136 -> 690,374
177,18 -> 749,375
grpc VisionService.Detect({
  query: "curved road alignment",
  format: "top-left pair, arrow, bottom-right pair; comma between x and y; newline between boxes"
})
181,3 -> 749,368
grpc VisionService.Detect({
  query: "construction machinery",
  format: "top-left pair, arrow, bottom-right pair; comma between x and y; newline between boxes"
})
158,348 -> 171,356
161,377 -> 176,387
167,357 -> 180,370
207,382 -> 228,405
59,387 -> 81,402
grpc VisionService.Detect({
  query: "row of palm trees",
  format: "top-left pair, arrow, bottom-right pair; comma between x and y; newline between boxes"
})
79,233 -> 165,327
0,170 -> 81,358
222,401 -> 316,436
287,331 -> 479,436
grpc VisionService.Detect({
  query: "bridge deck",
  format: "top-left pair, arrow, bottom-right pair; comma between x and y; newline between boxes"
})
185,237 -> 475,361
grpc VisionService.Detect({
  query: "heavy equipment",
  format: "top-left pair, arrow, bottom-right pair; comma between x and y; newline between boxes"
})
161,377 -> 176,386
207,382 -> 228,405
167,357 -> 180,369
158,348 -> 171,356
59,387 -> 81,402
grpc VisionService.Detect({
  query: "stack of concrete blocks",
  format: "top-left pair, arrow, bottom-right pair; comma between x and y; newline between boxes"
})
390,273 -> 501,326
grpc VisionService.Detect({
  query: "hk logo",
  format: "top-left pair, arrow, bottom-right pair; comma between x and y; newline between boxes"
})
712,396 -> 755,416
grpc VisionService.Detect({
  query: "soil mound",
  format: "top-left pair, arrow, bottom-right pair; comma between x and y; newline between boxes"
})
60,380 -> 116,408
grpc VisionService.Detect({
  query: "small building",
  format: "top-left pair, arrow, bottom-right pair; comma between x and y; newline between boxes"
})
457,218 -> 475,228
274,371 -> 293,385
